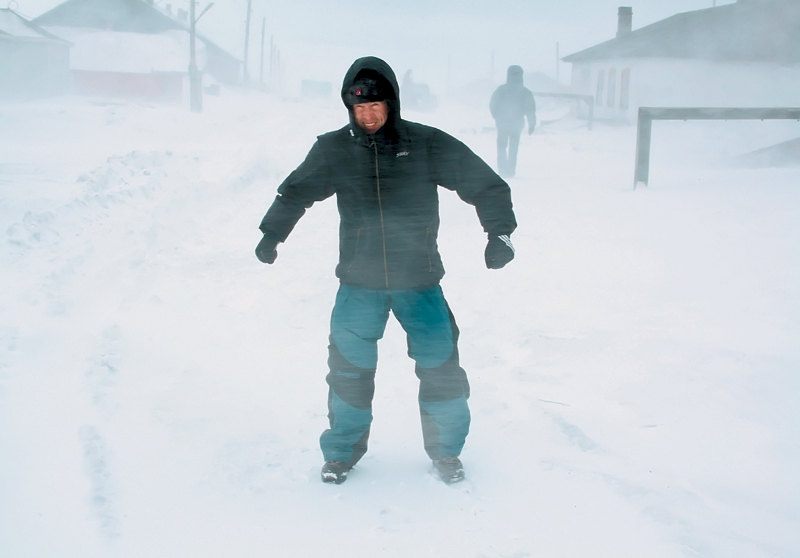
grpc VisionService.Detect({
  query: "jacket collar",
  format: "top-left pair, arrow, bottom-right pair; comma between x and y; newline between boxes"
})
349,118 -> 402,147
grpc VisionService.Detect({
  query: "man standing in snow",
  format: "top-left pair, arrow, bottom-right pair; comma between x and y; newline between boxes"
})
490,65 -> 536,178
255,56 -> 516,485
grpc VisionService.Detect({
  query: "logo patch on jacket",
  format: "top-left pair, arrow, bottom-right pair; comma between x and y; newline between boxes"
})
396,150 -> 409,157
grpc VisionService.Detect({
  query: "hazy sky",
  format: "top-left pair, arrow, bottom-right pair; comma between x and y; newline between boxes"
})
14,0 -> 738,89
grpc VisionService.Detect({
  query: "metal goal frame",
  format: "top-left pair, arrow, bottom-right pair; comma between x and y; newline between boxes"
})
634,107 -> 800,187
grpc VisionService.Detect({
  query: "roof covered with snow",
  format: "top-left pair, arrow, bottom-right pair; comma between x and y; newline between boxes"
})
563,0 -> 800,65
33,0 -> 181,33
32,0 -> 237,61
0,8 -> 71,43
32,0 -> 240,81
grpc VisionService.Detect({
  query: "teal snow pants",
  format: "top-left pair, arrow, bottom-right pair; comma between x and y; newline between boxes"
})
320,284 -> 471,466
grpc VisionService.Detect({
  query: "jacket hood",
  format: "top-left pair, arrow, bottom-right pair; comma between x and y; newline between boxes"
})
506,65 -> 524,85
341,56 -> 401,135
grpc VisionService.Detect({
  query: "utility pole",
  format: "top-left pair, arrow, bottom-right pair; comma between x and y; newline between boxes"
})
259,16 -> 266,84
275,48 -> 281,93
446,55 -> 451,95
189,1 -> 214,113
242,0 -> 252,84
269,34 -> 274,88
189,0 -> 200,112
556,42 -> 560,83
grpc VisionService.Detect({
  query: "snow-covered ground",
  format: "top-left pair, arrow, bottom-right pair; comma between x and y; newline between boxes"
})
1,90 -> 798,558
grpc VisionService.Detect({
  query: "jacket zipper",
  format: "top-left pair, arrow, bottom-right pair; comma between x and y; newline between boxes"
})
371,139 -> 390,289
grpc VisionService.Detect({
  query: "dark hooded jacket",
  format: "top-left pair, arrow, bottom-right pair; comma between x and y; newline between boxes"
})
490,65 -> 536,132
259,56 -> 517,290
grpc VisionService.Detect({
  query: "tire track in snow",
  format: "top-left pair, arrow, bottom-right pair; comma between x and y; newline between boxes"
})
78,424 -> 121,539
80,325 -> 123,540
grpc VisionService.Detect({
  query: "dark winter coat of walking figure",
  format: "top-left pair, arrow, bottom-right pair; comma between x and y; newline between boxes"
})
255,56 -> 517,485
490,65 -> 536,178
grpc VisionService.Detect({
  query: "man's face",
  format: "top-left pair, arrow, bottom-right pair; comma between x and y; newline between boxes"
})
353,102 -> 388,134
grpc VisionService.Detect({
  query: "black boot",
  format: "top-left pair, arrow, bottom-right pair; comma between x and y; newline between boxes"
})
321,460 -> 352,484
433,456 -> 465,484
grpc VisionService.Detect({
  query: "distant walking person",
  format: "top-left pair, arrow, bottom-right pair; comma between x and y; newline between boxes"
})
490,65 -> 536,178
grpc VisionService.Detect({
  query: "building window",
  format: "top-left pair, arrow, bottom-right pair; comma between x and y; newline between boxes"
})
595,70 -> 605,106
607,68 -> 616,107
620,68 -> 631,109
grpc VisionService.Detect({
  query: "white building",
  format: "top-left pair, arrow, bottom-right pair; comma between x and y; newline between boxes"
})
563,0 -> 800,123
0,8 -> 72,99
32,0 -> 241,102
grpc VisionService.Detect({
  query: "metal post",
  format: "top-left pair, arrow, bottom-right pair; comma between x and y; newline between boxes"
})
586,98 -> 594,131
634,108 -> 652,187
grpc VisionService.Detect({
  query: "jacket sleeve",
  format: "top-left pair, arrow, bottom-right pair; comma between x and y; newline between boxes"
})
258,140 -> 335,241
430,130 -> 517,237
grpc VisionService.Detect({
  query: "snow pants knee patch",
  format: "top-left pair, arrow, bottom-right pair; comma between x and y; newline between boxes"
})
415,349 -> 471,460
415,358 -> 470,402
326,341 -> 376,409
320,389 -> 372,466
320,342 -> 376,465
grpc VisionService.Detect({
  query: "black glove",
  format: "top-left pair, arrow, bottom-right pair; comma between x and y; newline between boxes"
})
255,232 -> 279,264
485,234 -> 515,269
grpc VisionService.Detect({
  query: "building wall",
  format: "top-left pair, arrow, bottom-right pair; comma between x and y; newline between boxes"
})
39,25 -> 240,86
0,38 -> 72,99
72,69 -> 182,102
570,58 -> 800,123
